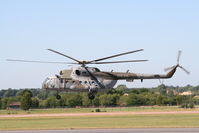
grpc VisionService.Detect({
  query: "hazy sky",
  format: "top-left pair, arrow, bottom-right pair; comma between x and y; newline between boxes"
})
0,0 -> 199,89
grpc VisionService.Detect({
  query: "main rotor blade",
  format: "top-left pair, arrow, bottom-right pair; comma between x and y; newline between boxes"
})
88,49 -> 144,63
6,59 -> 75,64
90,60 -> 148,64
177,50 -> 182,64
47,49 -> 81,63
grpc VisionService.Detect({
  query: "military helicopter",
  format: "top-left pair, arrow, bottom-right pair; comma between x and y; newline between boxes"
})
7,49 -> 189,100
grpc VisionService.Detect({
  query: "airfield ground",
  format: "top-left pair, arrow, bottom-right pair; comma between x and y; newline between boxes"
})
1,106 -> 199,115
0,106 -> 199,130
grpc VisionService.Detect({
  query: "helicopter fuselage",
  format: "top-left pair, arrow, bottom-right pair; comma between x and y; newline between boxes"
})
42,66 -> 117,92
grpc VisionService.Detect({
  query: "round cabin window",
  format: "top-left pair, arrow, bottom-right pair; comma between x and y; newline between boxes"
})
75,70 -> 80,75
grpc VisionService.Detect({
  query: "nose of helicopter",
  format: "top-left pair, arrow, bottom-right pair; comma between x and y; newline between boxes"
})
42,76 -> 60,89
42,77 -> 50,89
42,81 -> 47,89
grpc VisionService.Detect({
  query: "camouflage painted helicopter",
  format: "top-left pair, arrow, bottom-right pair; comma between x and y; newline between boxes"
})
7,49 -> 189,100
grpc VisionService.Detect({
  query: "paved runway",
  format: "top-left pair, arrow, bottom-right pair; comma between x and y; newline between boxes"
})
1,128 -> 199,133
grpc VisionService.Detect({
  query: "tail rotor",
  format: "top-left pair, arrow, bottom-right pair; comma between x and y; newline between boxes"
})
164,51 -> 190,75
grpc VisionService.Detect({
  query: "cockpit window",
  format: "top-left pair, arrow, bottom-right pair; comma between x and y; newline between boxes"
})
82,71 -> 87,75
60,71 -> 63,75
43,78 -> 50,83
94,68 -> 100,72
43,77 -> 59,89
75,70 -> 81,75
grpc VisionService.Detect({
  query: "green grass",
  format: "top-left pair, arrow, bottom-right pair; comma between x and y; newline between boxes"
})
1,106 -> 199,115
1,114 -> 199,130
0,108 -> 93,115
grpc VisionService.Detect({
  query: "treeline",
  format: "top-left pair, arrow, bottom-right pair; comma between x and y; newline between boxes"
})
0,84 -> 199,110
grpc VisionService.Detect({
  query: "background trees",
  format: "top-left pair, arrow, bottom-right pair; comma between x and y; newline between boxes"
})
99,94 -> 120,106
20,90 -> 33,110
0,84 -> 199,109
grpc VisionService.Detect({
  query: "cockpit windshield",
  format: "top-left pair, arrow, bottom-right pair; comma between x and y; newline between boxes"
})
42,76 -> 60,89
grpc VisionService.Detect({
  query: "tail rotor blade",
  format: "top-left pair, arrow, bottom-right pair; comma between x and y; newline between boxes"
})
177,50 -> 182,64
179,66 -> 190,75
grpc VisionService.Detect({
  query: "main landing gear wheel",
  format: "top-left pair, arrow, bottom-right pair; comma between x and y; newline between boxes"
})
56,94 -> 61,100
88,92 -> 95,100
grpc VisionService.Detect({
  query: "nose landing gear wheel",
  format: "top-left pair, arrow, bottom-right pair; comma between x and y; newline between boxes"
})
56,94 -> 61,100
88,92 -> 95,100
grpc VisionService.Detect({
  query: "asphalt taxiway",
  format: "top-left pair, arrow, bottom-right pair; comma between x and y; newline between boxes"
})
1,128 -> 199,133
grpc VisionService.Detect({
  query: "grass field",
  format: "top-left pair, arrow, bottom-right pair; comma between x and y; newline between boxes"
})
1,114 -> 199,130
1,106 -> 199,115
1,106 -> 199,130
